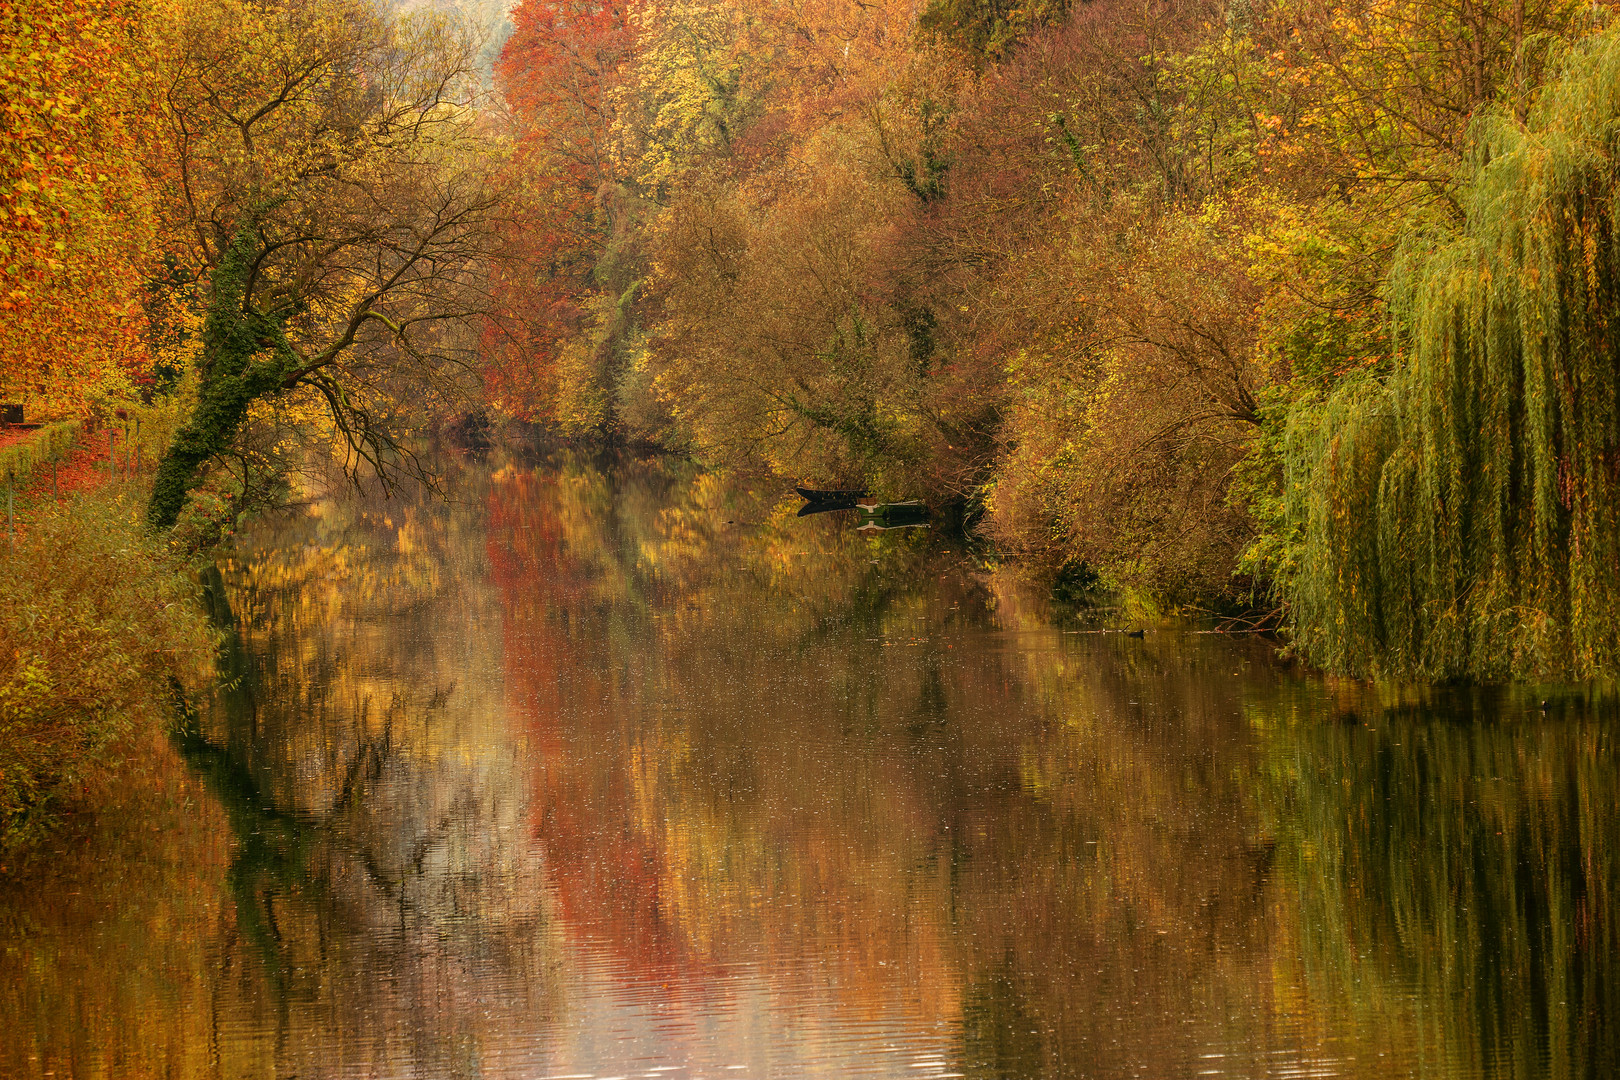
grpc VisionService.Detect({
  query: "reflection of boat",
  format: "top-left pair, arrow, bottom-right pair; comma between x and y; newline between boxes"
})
855,521 -> 929,532
854,501 -> 930,532
857,500 -> 926,516
796,486 -> 868,504
797,501 -> 856,517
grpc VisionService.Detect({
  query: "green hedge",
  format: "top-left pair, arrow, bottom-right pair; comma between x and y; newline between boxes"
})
0,421 -> 82,487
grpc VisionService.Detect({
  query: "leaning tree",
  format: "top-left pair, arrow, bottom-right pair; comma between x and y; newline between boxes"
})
146,0 -> 508,529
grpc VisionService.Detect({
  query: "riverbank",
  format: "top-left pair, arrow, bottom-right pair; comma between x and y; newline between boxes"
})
0,471 -> 216,851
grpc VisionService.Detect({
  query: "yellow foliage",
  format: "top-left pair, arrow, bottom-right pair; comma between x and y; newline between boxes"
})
0,0 -> 176,416
0,489 -> 217,845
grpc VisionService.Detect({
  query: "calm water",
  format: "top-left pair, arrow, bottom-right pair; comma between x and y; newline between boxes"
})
2,450 -> 1617,1080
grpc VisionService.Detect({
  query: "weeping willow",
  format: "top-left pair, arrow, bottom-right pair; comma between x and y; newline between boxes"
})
1287,30 -> 1620,679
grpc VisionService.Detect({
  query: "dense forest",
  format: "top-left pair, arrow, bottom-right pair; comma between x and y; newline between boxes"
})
5,0 -> 1620,680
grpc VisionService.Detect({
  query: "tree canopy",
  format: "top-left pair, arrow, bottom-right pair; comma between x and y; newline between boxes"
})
10,0 -> 1620,678
143,0 -> 508,526
1285,31 -> 1620,679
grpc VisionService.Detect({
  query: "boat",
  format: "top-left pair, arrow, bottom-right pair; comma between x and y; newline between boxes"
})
795,486 -> 868,504
797,501 -> 856,518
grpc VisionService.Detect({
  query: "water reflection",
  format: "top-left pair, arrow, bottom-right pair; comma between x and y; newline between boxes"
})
0,450 -> 1616,1079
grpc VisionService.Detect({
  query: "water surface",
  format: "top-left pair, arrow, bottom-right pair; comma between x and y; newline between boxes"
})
2,451 -> 1616,1079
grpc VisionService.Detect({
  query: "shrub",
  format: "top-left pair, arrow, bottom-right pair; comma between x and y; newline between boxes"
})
0,491 -> 216,847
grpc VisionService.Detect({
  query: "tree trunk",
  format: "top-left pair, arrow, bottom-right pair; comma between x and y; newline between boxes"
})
147,225 -> 296,530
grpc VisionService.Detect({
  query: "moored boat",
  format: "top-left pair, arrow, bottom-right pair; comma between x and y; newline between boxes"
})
795,486 -> 869,503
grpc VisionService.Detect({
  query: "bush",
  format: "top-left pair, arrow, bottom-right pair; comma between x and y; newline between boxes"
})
0,491 -> 216,848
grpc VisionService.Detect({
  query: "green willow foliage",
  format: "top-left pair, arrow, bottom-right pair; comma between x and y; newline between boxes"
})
1285,29 -> 1620,680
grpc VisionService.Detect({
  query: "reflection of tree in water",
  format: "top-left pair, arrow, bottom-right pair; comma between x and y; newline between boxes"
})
961,955 -> 1046,1080
485,452 -> 1316,1074
484,451 -> 1620,1077
0,727 -> 235,1080
15,448 -> 1615,1079
927,635 -> 1293,1078
190,460 -> 563,1079
1259,686 -> 1620,1078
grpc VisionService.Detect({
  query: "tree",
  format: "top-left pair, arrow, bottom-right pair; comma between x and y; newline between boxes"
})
146,0 -> 508,529
487,0 -> 637,427
498,0 -> 633,191
1281,27 -> 1620,679
0,0 -> 172,416
917,0 -> 1071,63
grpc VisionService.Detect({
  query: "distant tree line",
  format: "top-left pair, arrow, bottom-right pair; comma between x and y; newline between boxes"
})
492,0 -> 1620,679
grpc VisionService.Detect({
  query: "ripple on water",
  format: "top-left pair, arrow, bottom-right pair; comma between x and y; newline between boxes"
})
1,453 -> 1615,1079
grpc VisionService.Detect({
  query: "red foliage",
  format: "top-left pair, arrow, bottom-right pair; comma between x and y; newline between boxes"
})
497,0 -> 634,190
9,431 -> 119,509
485,472 -> 714,989
485,1 -> 637,420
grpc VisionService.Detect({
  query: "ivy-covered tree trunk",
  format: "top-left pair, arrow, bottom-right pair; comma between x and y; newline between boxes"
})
147,226 -> 297,530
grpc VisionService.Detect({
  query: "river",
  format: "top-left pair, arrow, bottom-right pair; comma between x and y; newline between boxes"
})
1,449 -> 1615,1079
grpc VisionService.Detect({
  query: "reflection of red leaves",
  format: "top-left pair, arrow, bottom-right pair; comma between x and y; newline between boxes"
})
485,473 -> 717,997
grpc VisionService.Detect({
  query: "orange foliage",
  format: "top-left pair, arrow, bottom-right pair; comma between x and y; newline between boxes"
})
485,469 -> 710,984
487,0 -> 637,421
0,0 -> 171,417
488,0 -> 929,426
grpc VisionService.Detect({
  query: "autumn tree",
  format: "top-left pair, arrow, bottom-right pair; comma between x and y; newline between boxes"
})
483,0 -> 1620,659
917,0 -> 1070,63
0,0 -> 171,416
488,0 -> 638,428
145,0 -> 509,529
617,0 -> 981,485
1281,28 -> 1620,679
